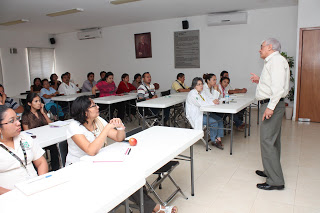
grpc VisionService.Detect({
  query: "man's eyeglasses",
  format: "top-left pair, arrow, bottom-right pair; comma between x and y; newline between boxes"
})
1,116 -> 21,125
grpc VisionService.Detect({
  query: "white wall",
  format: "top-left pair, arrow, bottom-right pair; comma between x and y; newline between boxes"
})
0,30 -> 52,96
54,6 -> 298,94
293,0 -> 320,119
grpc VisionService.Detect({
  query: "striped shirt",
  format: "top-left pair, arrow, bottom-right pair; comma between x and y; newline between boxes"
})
5,97 -> 19,110
137,83 -> 156,99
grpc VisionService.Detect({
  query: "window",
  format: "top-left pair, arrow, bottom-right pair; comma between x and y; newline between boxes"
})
27,48 -> 55,84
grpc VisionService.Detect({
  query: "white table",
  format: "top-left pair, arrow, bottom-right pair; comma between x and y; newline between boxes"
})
136,95 -> 187,128
0,161 -> 145,213
21,120 -> 71,148
201,96 -> 255,155
108,126 -> 204,196
12,94 -> 28,105
93,93 -> 137,121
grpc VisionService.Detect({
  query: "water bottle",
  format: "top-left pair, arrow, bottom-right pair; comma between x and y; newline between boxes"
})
225,91 -> 230,104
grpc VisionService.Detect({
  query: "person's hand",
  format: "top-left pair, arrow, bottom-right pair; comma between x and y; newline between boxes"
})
214,85 -> 219,91
242,88 -> 247,93
152,95 -> 157,99
40,103 -> 45,114
262,108 -> 274,121
109,118 -> 125,129
213,99 -> 219,105
250,73 -> 260,84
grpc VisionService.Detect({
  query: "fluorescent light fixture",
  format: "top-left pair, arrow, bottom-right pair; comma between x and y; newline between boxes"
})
110,0 -> 141,5
46,8 -> 84,17
0,19 -> 29,26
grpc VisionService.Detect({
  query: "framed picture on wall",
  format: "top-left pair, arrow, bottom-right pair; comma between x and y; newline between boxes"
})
134,32 -> 152,59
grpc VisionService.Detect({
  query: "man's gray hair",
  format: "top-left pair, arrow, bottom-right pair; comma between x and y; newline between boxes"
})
262,38 -> 281,52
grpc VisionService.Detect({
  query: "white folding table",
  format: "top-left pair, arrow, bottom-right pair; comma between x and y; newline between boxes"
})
93,93 -> 137,121
136,95 -> 187,128
0,161 -> 146,213
200,96 -> 254,155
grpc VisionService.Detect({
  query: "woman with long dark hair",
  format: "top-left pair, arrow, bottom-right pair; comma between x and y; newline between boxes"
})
186,77 -> 224,149
21,93 -> 60,171
30,77 -> 42,93
66,95 -> 177,213
132,73 -> 142,89
0,105 -> 48,195
117,73 -> 136,94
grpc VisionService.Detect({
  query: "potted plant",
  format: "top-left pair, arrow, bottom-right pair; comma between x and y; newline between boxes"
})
281,52 -> 294,119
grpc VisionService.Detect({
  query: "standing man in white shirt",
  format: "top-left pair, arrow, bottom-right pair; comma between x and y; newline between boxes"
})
58,73 -> 80,95
250,38 -> 289,190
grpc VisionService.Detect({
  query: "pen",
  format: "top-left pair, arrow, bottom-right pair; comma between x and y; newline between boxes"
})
25,132 -> 33,135
28,174 -> 52,184
125,148 -> 130,155
127,148 -> 131,155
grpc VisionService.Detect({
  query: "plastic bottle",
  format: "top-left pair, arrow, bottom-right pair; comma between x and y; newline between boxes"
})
225,91 -> 230,104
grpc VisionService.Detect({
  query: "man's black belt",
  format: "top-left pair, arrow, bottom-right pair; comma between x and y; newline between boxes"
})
259,98 -> 284,105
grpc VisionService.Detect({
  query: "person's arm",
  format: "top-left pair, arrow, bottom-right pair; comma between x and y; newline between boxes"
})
71,123 -> 117,156
14,106 -> 24,113
0,92 -> 7,105
82,81 -> 91,92
107,118 -> 126,142
30,86 -> 34,93
177,88 -> 190,92
129,83 -> 137,92
32,156 -> 48,176
92,85 -> 98,95
0,187 -> 11,195
40,103 -> 52,124
250,73 -> 260,84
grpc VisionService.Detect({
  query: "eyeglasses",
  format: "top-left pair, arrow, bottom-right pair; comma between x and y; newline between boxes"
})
1,116 -> 21,125
89,103 -> 98,108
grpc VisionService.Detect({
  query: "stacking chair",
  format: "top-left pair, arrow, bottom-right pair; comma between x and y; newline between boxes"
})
135,100 -> 161,128
56,140 -> 68,168
127,126 -> 187,206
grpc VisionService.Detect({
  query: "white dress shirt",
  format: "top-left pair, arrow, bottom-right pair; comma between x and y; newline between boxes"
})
203,83 -> 220,101
58,82 -> 80,95
256,51 -> 290,110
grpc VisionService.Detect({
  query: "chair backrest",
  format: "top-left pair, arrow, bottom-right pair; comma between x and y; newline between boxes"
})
161,89 -> 171,97
57,140 -> 68,168
126,126 -> 143,137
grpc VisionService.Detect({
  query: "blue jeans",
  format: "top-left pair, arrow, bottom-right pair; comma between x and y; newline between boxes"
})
203,113 -> 224,141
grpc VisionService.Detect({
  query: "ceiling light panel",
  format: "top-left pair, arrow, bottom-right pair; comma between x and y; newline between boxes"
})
0,19 -> 29,26
110,0 -> 141,5
46,8 -> 84,17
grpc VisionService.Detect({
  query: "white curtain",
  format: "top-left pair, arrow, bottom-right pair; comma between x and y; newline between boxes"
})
27,48 -> 55,84
0,55 -> 3,85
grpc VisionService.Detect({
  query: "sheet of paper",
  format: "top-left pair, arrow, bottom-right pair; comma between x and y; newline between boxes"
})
49,120 -> 71,127
80,147 -> 129,162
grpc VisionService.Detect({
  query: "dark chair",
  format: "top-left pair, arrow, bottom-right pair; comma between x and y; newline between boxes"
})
126,126 -> 143,137
160,89 -> 171,97
56,140 -> 68,168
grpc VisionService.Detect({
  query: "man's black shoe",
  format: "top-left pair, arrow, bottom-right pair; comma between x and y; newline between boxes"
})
255,170 -> 267,177
257,182 -> 284,190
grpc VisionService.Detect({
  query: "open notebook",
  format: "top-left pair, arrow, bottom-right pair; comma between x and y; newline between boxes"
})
80,147 -> 130,163
15,171 -> 70,196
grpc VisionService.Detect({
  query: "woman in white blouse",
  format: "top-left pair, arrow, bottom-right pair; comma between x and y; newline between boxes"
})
66,96 -> 177,213
0,105 -> 48,195
218,76 -> 230,98
186,77 -> 224,150
203,73 -> 221,101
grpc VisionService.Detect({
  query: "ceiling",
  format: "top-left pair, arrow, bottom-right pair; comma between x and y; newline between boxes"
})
0,0 -> 298,34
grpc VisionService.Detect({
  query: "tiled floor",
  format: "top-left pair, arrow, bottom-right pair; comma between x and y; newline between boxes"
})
119,109 -> 320,213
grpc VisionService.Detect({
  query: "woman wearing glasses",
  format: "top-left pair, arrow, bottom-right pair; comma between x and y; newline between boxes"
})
0,105 -> 48,195
186,77 -> 224,150
66,96 -> 178,213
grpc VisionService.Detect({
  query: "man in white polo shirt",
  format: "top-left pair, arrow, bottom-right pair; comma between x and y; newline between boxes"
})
250,38 -> 289,190
58,73 -> 80,95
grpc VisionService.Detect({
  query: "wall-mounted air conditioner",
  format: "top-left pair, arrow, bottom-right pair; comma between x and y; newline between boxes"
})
207,12 -> 247,26
77,28 -> 102,40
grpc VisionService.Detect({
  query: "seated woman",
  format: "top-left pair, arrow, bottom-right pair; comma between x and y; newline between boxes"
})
66,96 -> 177,213
0,105 -> 48,195
203,73 -> 220,101
132,73 -> 142,89
21,93 -> 60,171
116,73 -> 137,94
92,72 -> 125,120
30,77 -> 42,93
186,77 -> 224,149
49,73 -> 61,91
218,77 -> 246,131
40,79 -> 64,120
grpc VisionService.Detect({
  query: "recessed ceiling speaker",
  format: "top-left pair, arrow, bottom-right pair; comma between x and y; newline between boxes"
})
49,37 -> 56,44
182,20 -> 189,29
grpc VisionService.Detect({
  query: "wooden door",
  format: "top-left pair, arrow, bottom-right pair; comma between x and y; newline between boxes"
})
297,28 -> 320,122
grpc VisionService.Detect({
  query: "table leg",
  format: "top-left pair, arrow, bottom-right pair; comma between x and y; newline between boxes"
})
244,108 -> 247,138
206,112 -> 209,152
140,187 -> 144,213
173,105 -> 176,127
190,145 -> 194,196
125,199 -> 130,213
142,107 -> 146,130
162,108 -> 164,126
249,105 -> 251,136
230,114 -> 234,155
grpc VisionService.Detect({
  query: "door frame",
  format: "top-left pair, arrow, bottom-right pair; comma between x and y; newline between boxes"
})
296,27 -> 320,121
